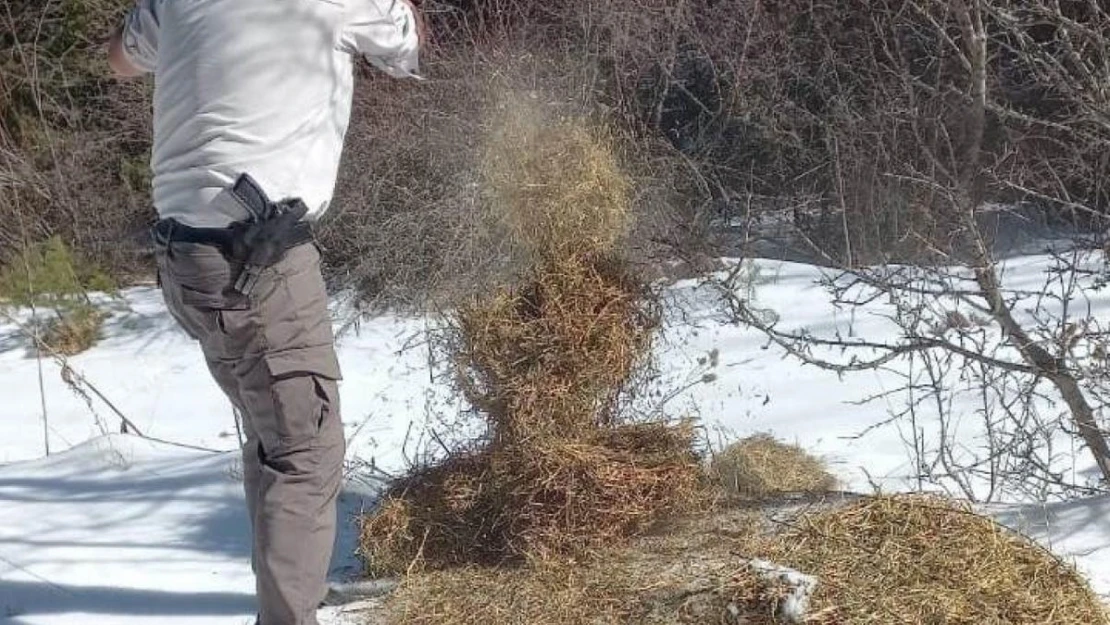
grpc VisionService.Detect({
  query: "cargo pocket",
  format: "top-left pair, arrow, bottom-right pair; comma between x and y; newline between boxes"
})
263,344 -> 342,382
258,345 -> 343,468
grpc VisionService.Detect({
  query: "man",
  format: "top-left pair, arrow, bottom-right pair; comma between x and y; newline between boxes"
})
107,2 -> 423,624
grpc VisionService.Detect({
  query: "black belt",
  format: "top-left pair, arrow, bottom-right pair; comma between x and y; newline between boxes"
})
151,218 -> 314,254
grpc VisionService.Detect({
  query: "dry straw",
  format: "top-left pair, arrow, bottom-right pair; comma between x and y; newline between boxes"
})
452,256 -> 658,442
480,97 -> 631,261
382,495 -> 1110,625
710,434 -> 838,500
360,95 -> 704,575
362,422 -> 703,573
383,508 -> 775,625
767,495 -> 1109,624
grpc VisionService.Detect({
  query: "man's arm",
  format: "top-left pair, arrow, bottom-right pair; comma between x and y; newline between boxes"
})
107,25 -> 145,77
107,0 -> 160,78
341,0 -> 424,79
404,0 -> 428,49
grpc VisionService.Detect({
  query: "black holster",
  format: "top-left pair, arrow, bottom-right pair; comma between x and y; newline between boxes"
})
151,174 -> 314,295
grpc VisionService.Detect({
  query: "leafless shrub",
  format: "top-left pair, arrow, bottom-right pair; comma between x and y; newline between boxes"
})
717,0 -> 1110,500
1,0 -> 154,276
0,0 -> 866,300
0,0 -> 818,302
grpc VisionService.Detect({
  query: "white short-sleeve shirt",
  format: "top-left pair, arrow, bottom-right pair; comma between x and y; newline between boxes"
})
121,0 -> 421,227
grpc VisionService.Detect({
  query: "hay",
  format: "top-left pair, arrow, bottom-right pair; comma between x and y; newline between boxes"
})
383,509 -> 775,625
387,562 -> 631,625
359,254 -> 697,573
481,97 -> 631,261
767,495 -> 1109,624
359,106 -> 704,575
382,497 -> 1109,625
453,255 -> 658,442
710,434 -> 837,500
360,423 -> 704,574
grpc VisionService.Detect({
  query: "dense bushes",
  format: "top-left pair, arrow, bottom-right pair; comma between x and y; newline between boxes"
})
1,0 -> 152,274
4,0 -> 1110,304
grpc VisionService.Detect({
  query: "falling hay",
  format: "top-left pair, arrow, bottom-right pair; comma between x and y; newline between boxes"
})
360,97 -> 705,574
453,256 -> 657,442
481,98 -> 631,261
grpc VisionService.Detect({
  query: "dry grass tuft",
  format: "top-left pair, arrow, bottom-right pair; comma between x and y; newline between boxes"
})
481,97 -> 631,261
381,496 -> 1109,625
766,495 -> 1109,624
41,305 -> 104,356
710,434 -> 837,500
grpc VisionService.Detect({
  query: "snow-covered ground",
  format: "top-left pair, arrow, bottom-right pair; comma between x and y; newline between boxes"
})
0,435 -> 374,625
1,257 -> 1108,624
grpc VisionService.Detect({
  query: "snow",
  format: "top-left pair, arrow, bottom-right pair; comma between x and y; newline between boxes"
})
0,437 -> 255,624
0,435 -> 373,625
744,559 -> 817,623
1,256 -> 1108,623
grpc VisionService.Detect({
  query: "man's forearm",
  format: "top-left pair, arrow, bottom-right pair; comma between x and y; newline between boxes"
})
107,23 -> 145,77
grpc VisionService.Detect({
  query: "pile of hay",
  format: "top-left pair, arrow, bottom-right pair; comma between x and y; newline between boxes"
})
710,434 -> 838,500
382,507 -> 777,625
766,495 -> 1109,624
360,99 -> 704,574
361,422 -> 702,572
381,495 -> 1109,625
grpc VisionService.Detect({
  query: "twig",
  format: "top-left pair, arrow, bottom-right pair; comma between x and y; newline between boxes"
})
14,209 -> 50,456
35,320 -> 49,456
233,407 -> 245,448
0,554 -> 72,597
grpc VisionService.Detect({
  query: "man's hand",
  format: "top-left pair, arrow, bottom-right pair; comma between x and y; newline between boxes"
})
107,24 -> 145,77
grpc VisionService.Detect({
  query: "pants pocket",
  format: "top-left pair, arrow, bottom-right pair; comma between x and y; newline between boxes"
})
257,347 -> 343,470
262,345 -> 342,384
166,242 -> 249,311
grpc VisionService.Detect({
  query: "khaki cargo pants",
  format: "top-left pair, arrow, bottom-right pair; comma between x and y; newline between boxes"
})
156,240 -> 345,625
